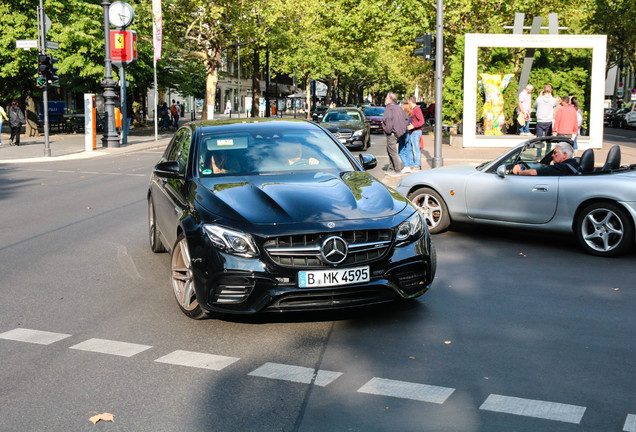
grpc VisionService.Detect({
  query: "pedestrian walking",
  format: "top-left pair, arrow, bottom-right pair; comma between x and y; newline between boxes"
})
553,96 -> 578,141
8,100 -> 25,146
0,96 -> 8,145
534,85 -> 557,137
159,102 -> 169,131
399,102 -> 414,173
570,96 -> 583,153
224,99 -> 232,118
170,100 -> 179,130
517,84 -> 534,135
407,96 -> 424,171
381,92 -> 409,176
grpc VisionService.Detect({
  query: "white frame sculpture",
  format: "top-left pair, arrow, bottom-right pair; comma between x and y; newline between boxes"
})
463,33 -> 607,148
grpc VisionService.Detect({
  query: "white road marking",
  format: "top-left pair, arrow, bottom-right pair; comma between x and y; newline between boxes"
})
248,362 -> 342,387
624,414 -> 636,432
155,350 -> 239,371
0,328 -> 71,345
480,394 -> 586,424
69,338 -> 152,357
357,377 -> 455,404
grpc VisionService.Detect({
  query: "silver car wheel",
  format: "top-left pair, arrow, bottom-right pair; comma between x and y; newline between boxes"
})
171,236 -> 198,312
408,187 -> 450,234
581,208 -> 624,253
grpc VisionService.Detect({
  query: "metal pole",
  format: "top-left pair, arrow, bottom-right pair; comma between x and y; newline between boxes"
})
120,66 -> 127,145
237,41 -> 241,118
152,19 -> 158,140
432,0 -> 444,168
38,2 -> 51,157
101,0 -> 120,147
265,50 -> 270,117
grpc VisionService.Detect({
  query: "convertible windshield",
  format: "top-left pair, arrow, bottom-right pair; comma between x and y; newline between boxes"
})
197,129 -> 356,176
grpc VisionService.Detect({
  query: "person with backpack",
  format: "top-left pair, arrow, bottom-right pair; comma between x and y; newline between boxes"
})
170,100 -> 179,130
8,100 -> 25,146
381,92 -> 409,176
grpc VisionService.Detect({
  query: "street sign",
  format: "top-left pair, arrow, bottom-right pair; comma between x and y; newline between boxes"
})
46,40 -> 59,50
16,39 -> 38,49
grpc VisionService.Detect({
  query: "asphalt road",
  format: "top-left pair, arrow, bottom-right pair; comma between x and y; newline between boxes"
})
0,131 -> 635,431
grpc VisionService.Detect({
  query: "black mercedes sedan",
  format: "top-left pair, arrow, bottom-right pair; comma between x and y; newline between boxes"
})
321,107 -> 370,150
148,119 -> 436,319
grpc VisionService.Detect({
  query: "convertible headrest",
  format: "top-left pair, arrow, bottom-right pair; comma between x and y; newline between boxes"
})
578,149 -> 595,174
602,145 -> 621,171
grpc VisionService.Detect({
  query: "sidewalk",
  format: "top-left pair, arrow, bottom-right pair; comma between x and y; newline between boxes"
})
2,116 -> 633,178
0,124 -> 173,163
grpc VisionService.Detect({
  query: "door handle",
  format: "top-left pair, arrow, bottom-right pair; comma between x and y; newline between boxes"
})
532,186 -> 548,192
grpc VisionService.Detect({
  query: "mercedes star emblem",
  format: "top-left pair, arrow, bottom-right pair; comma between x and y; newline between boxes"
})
321,236 -> 348,265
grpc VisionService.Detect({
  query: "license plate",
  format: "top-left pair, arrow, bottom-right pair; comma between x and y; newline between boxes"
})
298,266 -> 370,288
338,138 -> 347,143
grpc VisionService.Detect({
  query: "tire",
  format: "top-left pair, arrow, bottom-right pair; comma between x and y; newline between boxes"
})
407,187 -> 450,234
148,196 -> 166,253
576,202 -> 634,257
171,233 -> 208,319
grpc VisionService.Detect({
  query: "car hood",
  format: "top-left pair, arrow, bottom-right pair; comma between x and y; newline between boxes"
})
196,171 -> 408,226
322,121 -> 364,131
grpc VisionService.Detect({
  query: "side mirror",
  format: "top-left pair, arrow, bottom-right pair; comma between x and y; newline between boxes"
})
496,165 -> 506,178
359,153 -> 377,170
153,161 -> 183,179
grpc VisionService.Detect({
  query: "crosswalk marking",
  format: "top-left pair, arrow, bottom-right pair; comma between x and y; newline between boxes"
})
155,350 -> 239,371
480,394 -> 586,424
357,377 -> 455,404
624,414 -> 636,432
0,328 -> 71,345
248,362 -> 342,387
69,338 -> 152,357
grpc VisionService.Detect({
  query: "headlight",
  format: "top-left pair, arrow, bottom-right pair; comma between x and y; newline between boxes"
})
203,224 -> 259,257
352,129 -> 364,137
396,212 -> 423,244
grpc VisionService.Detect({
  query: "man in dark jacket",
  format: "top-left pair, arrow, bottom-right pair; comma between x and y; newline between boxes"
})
8,100 -> 25,146
381,92 -> 408,175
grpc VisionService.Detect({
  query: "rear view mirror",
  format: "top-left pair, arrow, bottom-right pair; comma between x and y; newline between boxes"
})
359,153 -> 377,170
153,161 -> 183,179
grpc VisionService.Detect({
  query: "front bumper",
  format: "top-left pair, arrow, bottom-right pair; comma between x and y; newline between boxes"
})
188,231 -> 435,314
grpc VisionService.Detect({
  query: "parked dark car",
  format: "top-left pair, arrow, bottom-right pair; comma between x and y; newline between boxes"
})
609,107 -> 629,128
603,108 -> 615,126
321,107 -> 370,150
363,106 -> 385,134
148,119 -> 436,319
311,105 -> 329,122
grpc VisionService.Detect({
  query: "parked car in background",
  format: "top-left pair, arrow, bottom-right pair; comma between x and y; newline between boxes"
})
311,105 -> 329,122
609,107 -> 629,128
624,103 -> 636,128
603,108 -> 615,126
148,119 -> 436,319
396,136 -> 636,257
363,106 -> 385,134
321,107 -> 370,150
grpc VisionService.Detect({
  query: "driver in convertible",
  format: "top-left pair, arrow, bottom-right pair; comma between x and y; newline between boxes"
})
512,142 -> 579,176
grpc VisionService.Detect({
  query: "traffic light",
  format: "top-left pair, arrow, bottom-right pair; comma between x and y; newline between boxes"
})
414,34 -> 435,61
37,54 -> 49,87
47,55 -> 59,85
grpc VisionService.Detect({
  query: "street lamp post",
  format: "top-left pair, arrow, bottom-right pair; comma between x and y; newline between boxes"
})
101,0 -> 120,148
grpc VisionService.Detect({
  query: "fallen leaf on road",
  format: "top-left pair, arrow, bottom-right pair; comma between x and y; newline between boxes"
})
444,341 -> 452,345
518,252 -> 526,257
89,413 -> 114,424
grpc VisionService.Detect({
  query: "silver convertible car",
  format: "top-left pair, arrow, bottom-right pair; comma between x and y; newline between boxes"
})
395,137 -> 636,257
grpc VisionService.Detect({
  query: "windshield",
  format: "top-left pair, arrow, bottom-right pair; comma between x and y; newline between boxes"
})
197,129 -> 356,176
323,111 -> 362,123
364,107 -> 385,116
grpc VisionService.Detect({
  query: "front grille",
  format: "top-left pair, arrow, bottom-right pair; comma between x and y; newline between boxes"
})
267,287 -> 397,311
264,230 -> 393,268
333,132 -> 353,139
212,277 -> 255,304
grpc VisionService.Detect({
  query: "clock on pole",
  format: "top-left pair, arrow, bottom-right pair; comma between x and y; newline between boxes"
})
109,1 -> 134,28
